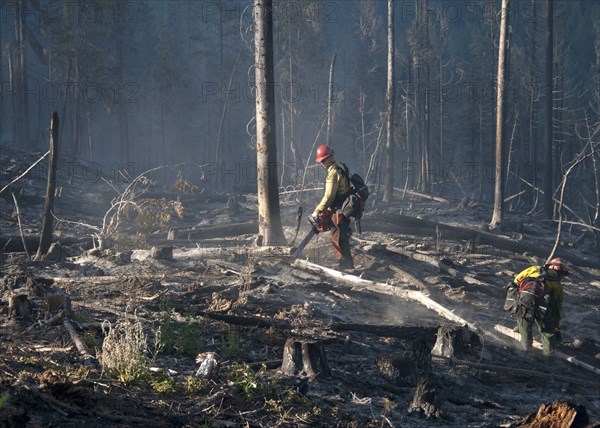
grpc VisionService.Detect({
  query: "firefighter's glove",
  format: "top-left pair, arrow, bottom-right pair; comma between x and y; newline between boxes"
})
555,328 -> 562,342
308,211 -> 319,224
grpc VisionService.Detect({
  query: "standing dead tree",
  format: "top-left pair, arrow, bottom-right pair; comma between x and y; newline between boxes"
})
254,0 -> 286,245
326,54 -> 337,147
383,0 -> 395,203
547,145 -> 600,262
35,112 -> 59,260
490,0 -> 510,230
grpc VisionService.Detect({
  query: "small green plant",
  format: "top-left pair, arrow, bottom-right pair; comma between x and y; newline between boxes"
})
0,391 -> 9,410
149,373 -> 179,394
158,313 -> 205,357
221,326 -> 241,358
99,319 -> 151,385
182,376 -> 208,394
227,363 -> 262,399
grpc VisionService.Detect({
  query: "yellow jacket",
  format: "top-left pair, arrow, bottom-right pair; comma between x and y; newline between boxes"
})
514,265 -> 564,326
315,161 -> 351,213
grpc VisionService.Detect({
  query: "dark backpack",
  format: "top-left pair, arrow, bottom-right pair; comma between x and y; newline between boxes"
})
337,163 -> 370,219
518,276 -> 547,300
516,276 -> 551,321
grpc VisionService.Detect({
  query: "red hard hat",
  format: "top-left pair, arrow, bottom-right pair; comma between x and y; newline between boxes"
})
315,145 -> 334,163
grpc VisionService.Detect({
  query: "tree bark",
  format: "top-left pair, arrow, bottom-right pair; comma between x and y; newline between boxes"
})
543,0 -> 554,219
35,112 -> 60,260
281,338 -> 331,379
383,0 -> 395,203
254,0 -> 286,245
326,54 -> 336,147
490,0 -> 510,229
528,0 -> 539,209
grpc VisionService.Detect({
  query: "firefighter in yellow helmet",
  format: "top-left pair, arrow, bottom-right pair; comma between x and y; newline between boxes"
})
505,258 -> 569,356
309,145 -> 354,269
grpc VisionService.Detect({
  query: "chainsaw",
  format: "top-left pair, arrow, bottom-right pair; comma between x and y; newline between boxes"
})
291,209 -> 332,258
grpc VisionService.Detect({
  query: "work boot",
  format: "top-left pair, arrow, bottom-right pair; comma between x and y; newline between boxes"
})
338,257 -> 354,270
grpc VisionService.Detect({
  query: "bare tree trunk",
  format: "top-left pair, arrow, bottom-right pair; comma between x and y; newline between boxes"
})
288,27 -> 300,187
490,0 -> 510,230
16,0 -> 28,145
0,19 -> 3,134
528,0 -> 539,208
383,0 -> 395,203
35,112 -> 59,260
87,105 -> 94,161
477,53 -> 485,201
8,46 -> 17,145
543,0 -> 554,219
254,0 -> 286,245
326,54 -> 337,147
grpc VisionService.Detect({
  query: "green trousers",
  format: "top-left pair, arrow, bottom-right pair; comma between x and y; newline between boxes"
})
517,317 -> 557,356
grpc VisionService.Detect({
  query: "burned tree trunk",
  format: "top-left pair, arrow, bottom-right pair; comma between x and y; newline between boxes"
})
408,377 -> 448,419
8,293 -> 32,319
431,323 -> 481,358
376,338 -> 433,386
254,0 -> 286,246
383,0 -> 395,203
519,401 -> 589,428
35,112 -> 59,260
326,54 -> 336,147
490,0 -> 510,230
281,338 -> 331,379
543,0 -> 554,219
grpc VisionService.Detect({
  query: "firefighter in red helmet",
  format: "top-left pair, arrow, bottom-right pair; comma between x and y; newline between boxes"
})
504,257 -> 569,356
309,145 -> 354,269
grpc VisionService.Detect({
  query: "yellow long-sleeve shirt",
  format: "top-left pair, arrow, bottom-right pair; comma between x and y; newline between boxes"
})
514,265 -> 564,326
315,161 -> 351,213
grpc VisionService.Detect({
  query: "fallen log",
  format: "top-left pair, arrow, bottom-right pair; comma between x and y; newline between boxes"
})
366,242 -> 494,288
292,259 -> 507,346
393,187 -> 450,204
367,213 -> 599,269
169,221 -> 258,240
63,318 -> 95,366
494,324 -> 600,376
0,236 -> 87,253
433,355 -> 600,389
194,310 -> 439,340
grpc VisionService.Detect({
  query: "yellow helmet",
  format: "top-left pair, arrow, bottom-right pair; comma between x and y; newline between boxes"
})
545,257 -> 569,276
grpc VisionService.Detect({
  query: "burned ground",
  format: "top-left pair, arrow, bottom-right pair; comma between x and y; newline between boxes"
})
1,148 -> 599,427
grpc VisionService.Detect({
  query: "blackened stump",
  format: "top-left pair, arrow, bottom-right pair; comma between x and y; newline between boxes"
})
281,338 -> 331,379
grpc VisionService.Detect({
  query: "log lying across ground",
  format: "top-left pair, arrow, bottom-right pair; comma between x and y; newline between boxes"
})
433,355 -> 600,389
367,212 -> 599,269
494,324 -> 600,376
194,309 -> 438,341
292,259 -> 505,345
168,221 -> 258,240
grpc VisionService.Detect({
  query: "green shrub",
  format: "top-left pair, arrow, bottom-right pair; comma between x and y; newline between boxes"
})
99,319 -> 151,385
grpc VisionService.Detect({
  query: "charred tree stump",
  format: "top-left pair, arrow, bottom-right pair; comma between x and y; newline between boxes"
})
150,246 -> 173,261
8,293 -> 32,319
519,401 -> 589,428
281,338 -> 331,379
408,377 -> 448,419
35,112 -> 59,261
432,323 -> 481,358
376,339 -> 433,386
45,294 -> 72,315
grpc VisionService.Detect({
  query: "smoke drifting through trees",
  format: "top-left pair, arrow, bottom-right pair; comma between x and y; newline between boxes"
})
0,0 -> 598,223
